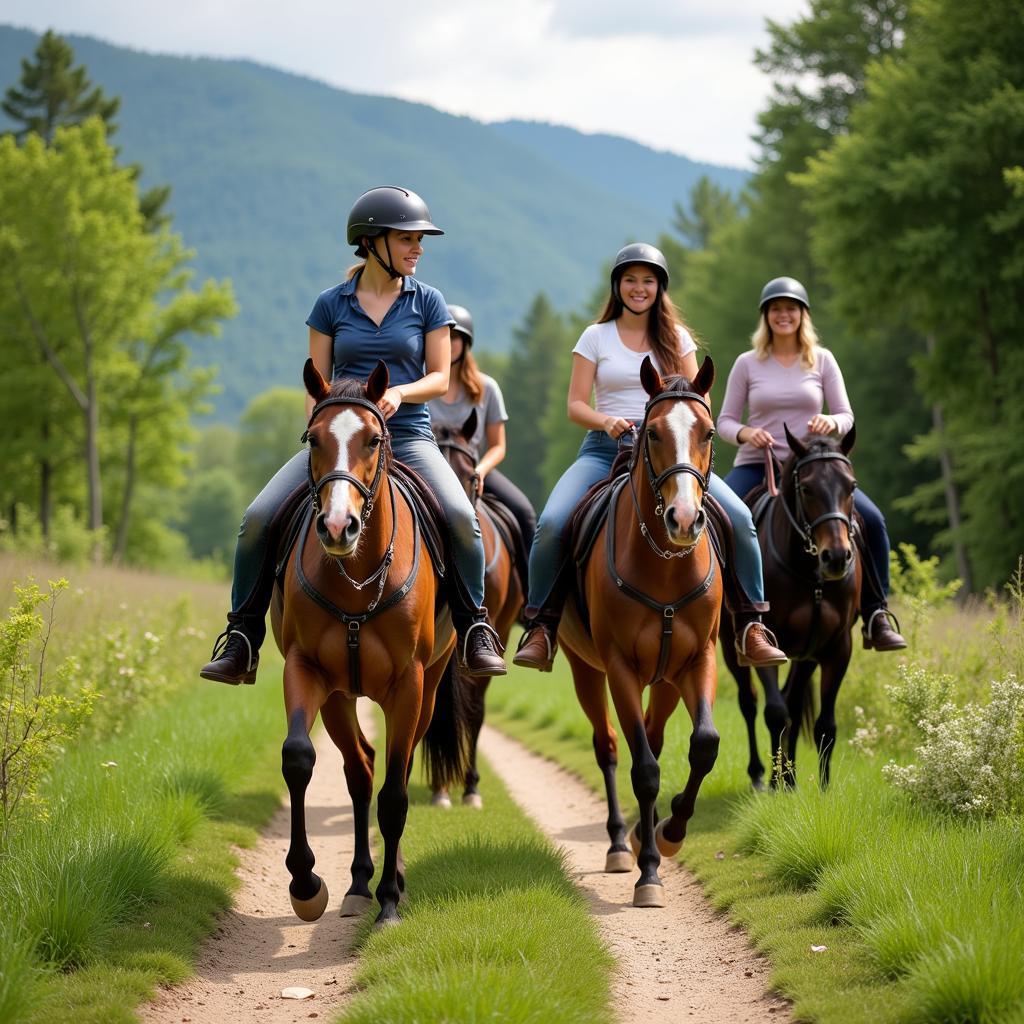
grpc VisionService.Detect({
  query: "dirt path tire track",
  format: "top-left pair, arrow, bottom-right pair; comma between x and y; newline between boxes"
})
479,724 -> 791,1024
142,704 -> 376,1024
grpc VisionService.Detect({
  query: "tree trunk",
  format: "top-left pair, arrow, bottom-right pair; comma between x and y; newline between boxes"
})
84,371 -> 103,562
112,415 -> 138,564
926,335 -> 973,595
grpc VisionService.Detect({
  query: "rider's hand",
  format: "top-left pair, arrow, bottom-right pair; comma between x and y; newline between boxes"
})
475,464 -> 489,487
807,414 -> 835,435
741,426 -> 775,449
378,387 -> 404,420
603,416 -> 632,439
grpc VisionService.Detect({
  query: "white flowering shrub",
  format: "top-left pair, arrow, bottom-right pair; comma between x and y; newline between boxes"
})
882,668 -> 1024,817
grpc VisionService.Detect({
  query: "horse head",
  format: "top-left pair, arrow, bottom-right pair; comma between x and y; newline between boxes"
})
302,358 -> 391,558
781,423 -> 857,581
433,409 -> 480,503
637,355 -> 716,550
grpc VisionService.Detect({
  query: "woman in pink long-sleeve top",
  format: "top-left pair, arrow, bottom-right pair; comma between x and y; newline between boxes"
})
718,277 -> 906,652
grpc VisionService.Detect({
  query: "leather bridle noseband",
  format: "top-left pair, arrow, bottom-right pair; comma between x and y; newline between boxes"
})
779,448 -> 857,556
627,389 -> 715,560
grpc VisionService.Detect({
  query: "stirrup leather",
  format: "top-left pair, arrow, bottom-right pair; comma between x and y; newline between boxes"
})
460,620 -> 505,663
211,628 -> 256,672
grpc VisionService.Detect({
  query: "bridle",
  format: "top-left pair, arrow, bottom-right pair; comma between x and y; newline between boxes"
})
627,388 -> 715,560
777,447 -> 857,556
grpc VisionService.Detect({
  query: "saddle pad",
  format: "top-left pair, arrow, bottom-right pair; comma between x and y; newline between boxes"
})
570,474 -> 628,573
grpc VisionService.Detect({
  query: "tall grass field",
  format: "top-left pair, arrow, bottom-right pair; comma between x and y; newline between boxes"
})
488,552 -> 1024,1024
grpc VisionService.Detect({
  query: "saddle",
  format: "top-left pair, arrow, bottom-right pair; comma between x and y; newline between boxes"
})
272,458 -> 448,586
479,491 -> 528,593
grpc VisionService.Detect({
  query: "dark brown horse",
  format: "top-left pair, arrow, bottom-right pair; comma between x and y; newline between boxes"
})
432,410 -> 524,808
559,356 -> 722,908
720,426 -> 861,789
270,358 -> 467,927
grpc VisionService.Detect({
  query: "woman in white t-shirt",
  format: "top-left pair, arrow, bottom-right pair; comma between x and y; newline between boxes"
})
514,244 -> 787,672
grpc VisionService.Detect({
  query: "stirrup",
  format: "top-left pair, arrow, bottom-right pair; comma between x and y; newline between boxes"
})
862,607 -> 906,649
211,628 -> 256,672
515,624 -> 554,660
460,620 -> 505,663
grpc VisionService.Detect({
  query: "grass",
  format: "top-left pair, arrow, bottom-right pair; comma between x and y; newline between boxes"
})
335,745 -> 613,1024
487,605 -> 1024,1024
0,554 -> 288,1024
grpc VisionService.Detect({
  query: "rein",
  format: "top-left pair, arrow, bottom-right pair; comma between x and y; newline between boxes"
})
298,394 -> 420,695
609,386 -> 717,686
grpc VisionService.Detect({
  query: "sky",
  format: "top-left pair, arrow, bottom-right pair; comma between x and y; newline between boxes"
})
2,0 -> 809,168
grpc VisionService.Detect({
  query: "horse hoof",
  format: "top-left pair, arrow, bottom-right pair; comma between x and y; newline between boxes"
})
431,791 -> 452,809
751,777 -> 767,792
628,823 -> 642,858
373,910 -> 402,929
633,883 -> 667,909
339,893 -> 373,917
290,876 -> 329,921
462,792 -> 483,809
604,849 -> 634,873
655,819 -> 683,858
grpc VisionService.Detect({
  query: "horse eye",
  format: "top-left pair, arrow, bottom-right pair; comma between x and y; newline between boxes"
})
647,429 -> 659,442
705,429 -> 715,443
307,434 -> 319,449
369,434 -> 382,449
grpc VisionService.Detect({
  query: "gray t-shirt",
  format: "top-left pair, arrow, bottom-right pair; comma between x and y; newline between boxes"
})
428,374 -> 508,454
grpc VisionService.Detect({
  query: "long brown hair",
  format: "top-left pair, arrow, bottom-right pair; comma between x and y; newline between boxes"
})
454,342 -> 484,404
597,272 -> 696,375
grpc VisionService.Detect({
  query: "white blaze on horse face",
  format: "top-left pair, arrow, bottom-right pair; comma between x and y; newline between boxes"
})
323,411 -> 364,536
663,402 -> 702,531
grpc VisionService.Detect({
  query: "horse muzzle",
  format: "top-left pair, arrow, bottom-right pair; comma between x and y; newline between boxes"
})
316,510 -> 361,557
664,505 -> 706,549
818,542 -> 854,581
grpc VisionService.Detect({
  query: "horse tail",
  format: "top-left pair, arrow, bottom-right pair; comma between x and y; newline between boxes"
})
787,671 -> 817,744
422,651 -> 471,792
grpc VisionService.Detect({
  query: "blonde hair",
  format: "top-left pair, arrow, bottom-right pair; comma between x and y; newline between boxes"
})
752,305 -> 820,369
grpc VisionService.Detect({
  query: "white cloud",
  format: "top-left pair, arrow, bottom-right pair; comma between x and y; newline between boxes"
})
2,0 -> 809,166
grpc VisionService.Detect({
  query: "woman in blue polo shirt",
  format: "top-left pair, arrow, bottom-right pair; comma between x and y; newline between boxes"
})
200,186 -> 506,684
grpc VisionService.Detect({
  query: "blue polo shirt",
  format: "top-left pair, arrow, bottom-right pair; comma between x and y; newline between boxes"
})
306,272 -> 454,439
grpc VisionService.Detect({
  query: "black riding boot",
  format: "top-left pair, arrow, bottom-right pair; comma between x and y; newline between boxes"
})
447,570 -> 506,677
199,562 -> 274,686
857,535 -> 907,651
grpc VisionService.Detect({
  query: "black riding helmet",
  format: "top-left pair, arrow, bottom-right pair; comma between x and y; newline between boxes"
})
611,242 -> 670,290
447,304 -> 474,345
759,277 -> 810,312
347,186 -> 444,279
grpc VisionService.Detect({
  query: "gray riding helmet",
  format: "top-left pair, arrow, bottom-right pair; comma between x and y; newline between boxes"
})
447,304 -> 474,345
611,242 -> 670,289
759,277 -> 810,311
347,186 -> 444,255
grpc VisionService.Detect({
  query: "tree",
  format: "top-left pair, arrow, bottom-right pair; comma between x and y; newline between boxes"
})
236,388 -> 307,498
672,176 -> 740,251
500,294 -> 571,507
180,468 -> 245,562
799,0 -> 1024,587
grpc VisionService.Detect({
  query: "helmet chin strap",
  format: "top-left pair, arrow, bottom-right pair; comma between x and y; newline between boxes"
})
367,235 -> 401,280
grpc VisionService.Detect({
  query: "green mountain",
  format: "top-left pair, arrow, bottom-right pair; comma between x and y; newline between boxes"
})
0,25 -> 748,419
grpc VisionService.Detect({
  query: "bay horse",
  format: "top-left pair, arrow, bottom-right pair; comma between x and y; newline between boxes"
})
270,358 -> 468,927
559,356 -> 722,908
720,425 -> 861,789
432,410 -> 524,808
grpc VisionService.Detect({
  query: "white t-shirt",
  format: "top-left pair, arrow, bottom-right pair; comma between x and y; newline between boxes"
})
572,321 -> 698,421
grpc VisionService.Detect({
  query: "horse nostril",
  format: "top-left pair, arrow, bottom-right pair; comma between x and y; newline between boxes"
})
343,514 -> 360,542
665,507 -> 679,531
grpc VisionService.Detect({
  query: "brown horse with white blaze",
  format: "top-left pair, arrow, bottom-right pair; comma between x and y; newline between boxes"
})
270,358 -> 467,927
559,356 -> 722,908
432,409 -> 524,808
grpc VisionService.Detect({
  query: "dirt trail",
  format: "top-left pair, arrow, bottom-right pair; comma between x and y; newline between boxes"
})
141,703 -> 375,1024
479,724 -> 791,1024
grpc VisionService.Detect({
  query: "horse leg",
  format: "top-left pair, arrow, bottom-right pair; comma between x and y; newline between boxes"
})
815,643 -> 852,788
566,648 -> 631,872
607,655 -> 664,908
462,677 -> 489,808
281,655 -> 329,921
781,660 -> 817,788
757,664 -> 791,789
722,624 -> 765,789
658,649 -> 720,855
320,692 -> 375,917
375,669 -> 423,925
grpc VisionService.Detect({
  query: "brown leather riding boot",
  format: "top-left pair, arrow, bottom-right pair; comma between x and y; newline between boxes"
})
512,620 -> 558,672
735,618 -> 788,668
862,607 -> 907,651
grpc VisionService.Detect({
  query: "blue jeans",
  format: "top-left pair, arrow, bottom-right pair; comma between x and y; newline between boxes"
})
230,430 -> 485,645
526,431 -> 766,613
724,461 -> 891,608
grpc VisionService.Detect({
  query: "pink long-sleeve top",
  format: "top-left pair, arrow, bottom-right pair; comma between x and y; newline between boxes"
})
717,347 -> 855,466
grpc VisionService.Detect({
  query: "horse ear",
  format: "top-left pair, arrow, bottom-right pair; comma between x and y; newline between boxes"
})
784,423 -> 808,459
640,355 -> 663,397
461,408 -> 478,443
840,422 -> 856,455
366,360 -> 390,403
692,355 -> 715,396
303,358 -> 330,403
